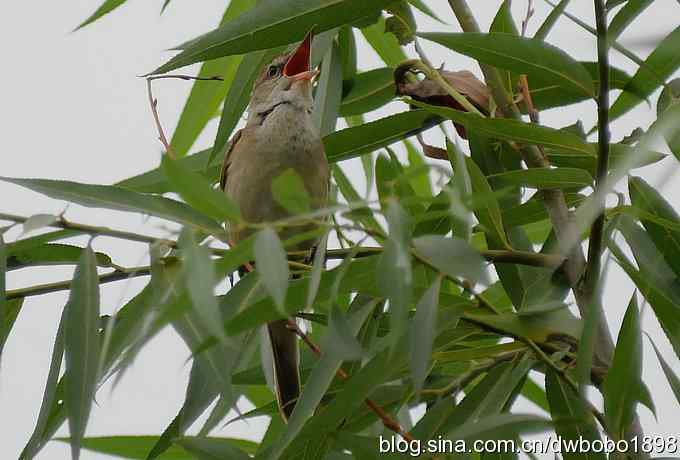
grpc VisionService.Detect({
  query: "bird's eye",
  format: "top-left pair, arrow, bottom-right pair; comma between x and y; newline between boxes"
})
267,65 -> 280,78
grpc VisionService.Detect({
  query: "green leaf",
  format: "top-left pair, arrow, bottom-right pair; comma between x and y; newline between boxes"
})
488,167 -> 593,190
162,153 -> 240,223
410,100 -> 595,156
0,233 -> 5,353
418,32 -> 595,97
20,308 -> 67,460
313,39 -> 343,137
0,299 -> 21,357
151,0 -> 395,74
610,25 -> 680,121
608,0 -> 653,42
64,246 -> 101,460
6,243 -> 113,271
534,0 -> 570,41
545,370 -> 606,460
170,0 -> 256,157
332,165 -> 383,233
407,0 -> 447,24
179,229 -> 226,343
604,294 -> 643,438
74,0 -> 127,30
209,48 -> 282,168
271,169 -> 313,215
175,437 -> 252,460
647,335 -> 680,407
338,27 -> 357,81
629,175 -> 680,279
325,110 -> 440,163
328,303 -> 364,360
385,1 -> 416,45
0,177 -> 224,234
254,228 -> 290,311
404,139 -> 432,198
446,413 -> 551,442
410,277 -> 441,393
489,1 -> 519,96
55,436 -> 190,459
360,15 -> 408,67
339,68 -> 395,116
464,156 -> 509,247
21,213 -> 58,234
413,235 -> 486,284
503,192 -> 584,227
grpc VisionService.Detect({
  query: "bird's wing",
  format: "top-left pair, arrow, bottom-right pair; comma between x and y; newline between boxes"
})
219,129 -> 243,191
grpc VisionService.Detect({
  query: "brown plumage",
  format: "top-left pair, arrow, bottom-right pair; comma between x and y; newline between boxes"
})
220,31 -> 329,421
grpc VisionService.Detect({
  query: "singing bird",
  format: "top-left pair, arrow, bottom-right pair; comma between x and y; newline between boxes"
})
220,31 -> 329,421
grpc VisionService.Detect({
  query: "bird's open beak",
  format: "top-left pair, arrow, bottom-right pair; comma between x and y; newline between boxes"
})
283,30 -> 318,82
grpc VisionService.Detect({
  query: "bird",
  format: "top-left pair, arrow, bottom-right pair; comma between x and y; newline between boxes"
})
219,30 -> 329,421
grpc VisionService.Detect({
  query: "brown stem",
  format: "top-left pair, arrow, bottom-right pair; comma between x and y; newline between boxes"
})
285,319 -> 415,442
146,78 -> 176,159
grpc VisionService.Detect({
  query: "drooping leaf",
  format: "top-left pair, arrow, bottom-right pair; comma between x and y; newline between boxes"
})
339,68 -> 395,116
413,235 -> 486,284
254,228 -> 290,311
0,177 -> 223,234
647,335 -> 680,406
610,25 -> 680,121
629,176 -> 680,279
74,0 -> 127,30
410,277 -> 441,392
313,39 -> 344,137
0,299 -> 21,357
64,246 -> 101,460
487,167 -> 593,190
170,0 -> 257,157
608,0 -> 653,42
545,370 -> 606,460
603,294 -> 643,438
464,156 -> 509,247
534,0 -> 570,41
151,0 -> 395,74
418,32 -> 595,97
175,436 -> 252,460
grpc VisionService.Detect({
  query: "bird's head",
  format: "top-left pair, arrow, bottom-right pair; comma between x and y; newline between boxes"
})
248,30 -> 318,125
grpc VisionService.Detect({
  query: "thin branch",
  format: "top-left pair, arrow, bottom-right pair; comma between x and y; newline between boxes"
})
0,212 -> 178,248
285,319 -> 415,442
6,266 -> 151,300
145,74 -> 224,82
521,0 -> 535,37
146,78 -> 176,159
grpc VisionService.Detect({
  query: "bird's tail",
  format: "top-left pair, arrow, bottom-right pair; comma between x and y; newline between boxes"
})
268,319 -> 300,421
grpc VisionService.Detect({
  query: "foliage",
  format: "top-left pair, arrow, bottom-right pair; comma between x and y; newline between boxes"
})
2,1 -> 680,459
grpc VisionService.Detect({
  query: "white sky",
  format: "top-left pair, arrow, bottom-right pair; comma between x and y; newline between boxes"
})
1,1 -> 679,459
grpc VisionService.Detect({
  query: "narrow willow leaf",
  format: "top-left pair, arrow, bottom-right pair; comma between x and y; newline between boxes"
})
54,436 -> 189,459
272,169 -> 312,215
0,299 -> 21,357
170,0 -> 256,157
325,110 -> 440,163
313,39 -> 343,137
410,100 -> 594,156
360,15 -> 408,67
151,0 -> 394,74
20,308 -> 67,460
0,233 -> 5,354
647,335 -> 680,406
0,177 -> 223,234
175,436 -> 252,460
407,0 -> 447,23
488,167 -> 593,190
413,235 -> 486,284
610,25 -> 680,121
339,67 -> 395,116
162,155 -> 240,222
608,0 -> 653,42
404,139 -> 432,198
6,243 -> 113,271
603,294 -> 642,438
545,370 -> 605,460
464,156 -> 509,247
489,0 -> 519,96
332,165 -> 383,233
410,277 -> 441,393
418,32 -> 595,97
534,0 -> 570,41
208,48 -> 281,168
179,228 -> 226,342
338,27 -> 357,81
305,232 -> 329,311
64,246 -> 101,460
446,413 -> 551,442
254,228 -> 289,311
74,0 -> 127,30
629,176 -> 680,279
328,303 -> 364,360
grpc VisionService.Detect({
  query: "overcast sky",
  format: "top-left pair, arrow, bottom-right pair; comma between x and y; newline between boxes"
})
1,1 -> 679,459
